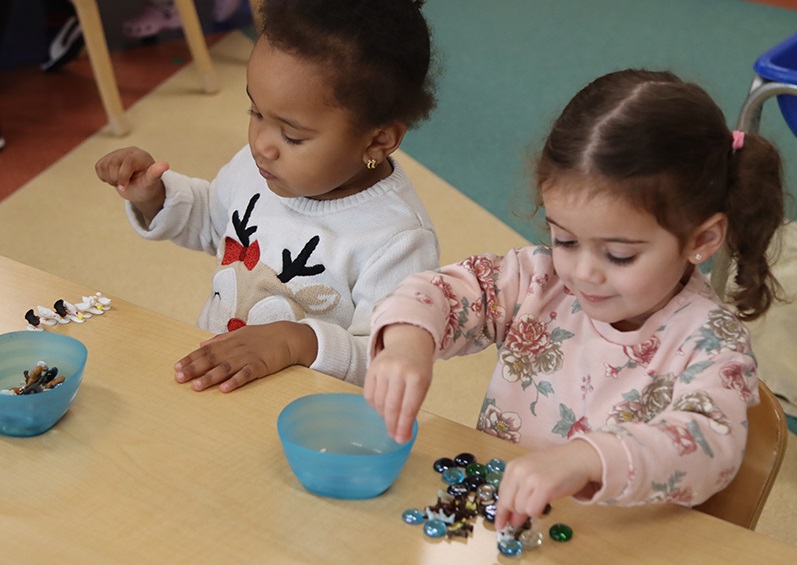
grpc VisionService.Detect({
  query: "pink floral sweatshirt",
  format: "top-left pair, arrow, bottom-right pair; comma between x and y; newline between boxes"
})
370,246 -> 759,507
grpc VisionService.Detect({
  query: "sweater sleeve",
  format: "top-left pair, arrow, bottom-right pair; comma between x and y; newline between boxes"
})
124,148 -> 246,255
305,225 -> 439,385
370,246 -> 556,360
576,310 -> 760,506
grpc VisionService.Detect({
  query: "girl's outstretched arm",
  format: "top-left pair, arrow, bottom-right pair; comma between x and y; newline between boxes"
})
364,323 -> 435,443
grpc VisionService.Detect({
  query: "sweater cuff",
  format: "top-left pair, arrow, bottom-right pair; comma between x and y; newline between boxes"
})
124,170 -> 193,240
570,432 -> 630,503
300,318 -> 366,386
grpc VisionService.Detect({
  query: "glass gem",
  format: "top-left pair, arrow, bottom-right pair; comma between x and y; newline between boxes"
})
463,475 -> 486,491
498,539 -> 523,556
465,462 -> 488,477
482,503 -> 497,522
454,452 -> 476,467
476,483 -> 497,503
424,518 -> 447,538
549,523 -> 573,542
486,457 -> 506,473
433,457 -> 456,473
518,528 -> 544,549
485,471 -> 503,487
447,483 -> 469,497
402,508 -> 426,525
442,466 -> 466,485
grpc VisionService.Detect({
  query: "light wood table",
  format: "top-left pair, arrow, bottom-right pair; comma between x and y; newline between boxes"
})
1,255 -> 796,563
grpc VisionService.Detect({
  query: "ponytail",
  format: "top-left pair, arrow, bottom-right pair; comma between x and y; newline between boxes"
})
724,133 -> 787,320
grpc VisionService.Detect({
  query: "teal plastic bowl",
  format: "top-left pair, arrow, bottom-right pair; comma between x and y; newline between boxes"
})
277,393 -> 418,499
0,331 -> 87,437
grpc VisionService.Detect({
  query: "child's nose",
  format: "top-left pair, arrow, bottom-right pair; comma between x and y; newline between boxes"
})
253,128 -> 279,161
573,252 -> 605,284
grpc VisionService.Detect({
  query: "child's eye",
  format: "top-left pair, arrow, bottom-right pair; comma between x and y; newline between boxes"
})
553,239 -> 577,249
281,132 -> 304,145
247,108 -> 262,119
607,254 -> 636,266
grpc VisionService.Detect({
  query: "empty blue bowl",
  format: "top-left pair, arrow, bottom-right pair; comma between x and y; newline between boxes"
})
277,393 -> 418,499
0,331 -> 87,437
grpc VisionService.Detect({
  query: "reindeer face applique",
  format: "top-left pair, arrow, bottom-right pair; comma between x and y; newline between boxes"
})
201,194 -> 341,334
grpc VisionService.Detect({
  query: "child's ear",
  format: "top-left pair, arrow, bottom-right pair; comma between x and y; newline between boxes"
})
688,212 -> 728,265
364,121 -> 407,165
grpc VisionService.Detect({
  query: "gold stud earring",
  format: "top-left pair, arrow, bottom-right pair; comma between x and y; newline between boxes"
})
694,253 -> 703,262
366,159 -> 377,170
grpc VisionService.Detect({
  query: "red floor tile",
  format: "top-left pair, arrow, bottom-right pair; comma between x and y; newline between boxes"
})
0,33 -> 228,201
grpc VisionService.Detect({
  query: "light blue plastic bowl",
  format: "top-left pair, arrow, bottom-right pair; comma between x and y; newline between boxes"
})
277,393 -> 418,499
0,331 -> 87,437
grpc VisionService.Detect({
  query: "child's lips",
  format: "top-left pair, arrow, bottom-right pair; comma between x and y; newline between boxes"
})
258,167 -> 276,181
580,292 -> 611,303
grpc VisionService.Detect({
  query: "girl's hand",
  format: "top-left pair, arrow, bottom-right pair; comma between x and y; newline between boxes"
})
364,324 -> 435,443
174,322 -> 318,393
494,440 -> 603,529
95,146 -> 169,221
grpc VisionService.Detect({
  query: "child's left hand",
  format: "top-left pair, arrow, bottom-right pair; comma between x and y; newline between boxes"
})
174,321 -> 318,392
494,440 -> 603,529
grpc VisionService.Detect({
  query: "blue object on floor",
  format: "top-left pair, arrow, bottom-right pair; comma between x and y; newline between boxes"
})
787,414 -> 797,436
754,33 -> 797,136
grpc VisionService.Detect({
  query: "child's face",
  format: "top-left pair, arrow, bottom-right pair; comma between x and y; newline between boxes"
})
245,36 -> 383,200
543,182 -> 692,331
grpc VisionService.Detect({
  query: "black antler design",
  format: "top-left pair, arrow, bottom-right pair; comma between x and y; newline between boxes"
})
232,194 -> 261,246
278,235 -> 326,283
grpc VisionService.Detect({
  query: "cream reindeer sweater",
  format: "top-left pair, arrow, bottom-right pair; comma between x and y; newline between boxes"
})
126,147 -> 439,385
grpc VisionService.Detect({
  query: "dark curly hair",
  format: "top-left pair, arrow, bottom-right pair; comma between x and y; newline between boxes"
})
255,0 -> 437,130
534,69 -> 786,321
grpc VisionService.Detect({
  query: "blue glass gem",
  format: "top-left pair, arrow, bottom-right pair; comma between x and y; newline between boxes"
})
549,523 -> 573,542
454,452 -> 476,467
463,475 -> 486,491
486,457 -> 506,473
402,508 -> 426,525
498,539 -> 523,556
442,466 -> 466,485
433,457 -> 456,473
424,518 -> 447,538
447,483 -> 469,497
485,471 -> 503,487
482,503 -> 497,522
465,462 -> 488,478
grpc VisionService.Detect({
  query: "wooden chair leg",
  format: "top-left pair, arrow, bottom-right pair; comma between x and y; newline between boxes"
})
70,0 -> 129,136
173,0 -> 220,94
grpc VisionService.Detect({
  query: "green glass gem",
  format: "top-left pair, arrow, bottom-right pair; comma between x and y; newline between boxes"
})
549,523 -> 573,542
485,471 -> 503,487
465,462 -> 487,477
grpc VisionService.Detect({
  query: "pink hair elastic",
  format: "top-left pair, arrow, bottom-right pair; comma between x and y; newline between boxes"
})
731,130 -> 745,152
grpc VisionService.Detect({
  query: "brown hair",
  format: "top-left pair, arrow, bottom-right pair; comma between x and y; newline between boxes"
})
535,69 -> 785,320
258,0 -> 437,130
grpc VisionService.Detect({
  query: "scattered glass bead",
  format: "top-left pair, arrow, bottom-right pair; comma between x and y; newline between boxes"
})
433,457 -> 456,473
549,523 -> 573,542
454,452 -> 476,467
518,528 -> 544,549
485,471 -> 503,487
442,466 -> 466,485
424,518 -> 447,538
447,483 -> 469,497
486,457 -> 506,473
402,508 -> 426,525
463,475 -> 486,491
476,483 -> 497,504
465,462 -> 488,477
498,539 -> 523,556
482,503 -> 497,522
